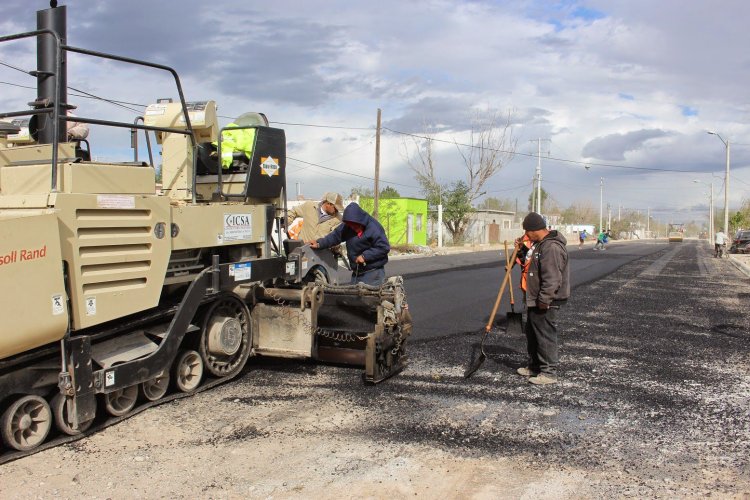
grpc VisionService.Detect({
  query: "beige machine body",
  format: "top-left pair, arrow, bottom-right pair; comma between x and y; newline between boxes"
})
0,128 -> 272,350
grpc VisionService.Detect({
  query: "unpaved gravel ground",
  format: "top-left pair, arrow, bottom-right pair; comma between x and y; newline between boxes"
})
1,240 -> 749,499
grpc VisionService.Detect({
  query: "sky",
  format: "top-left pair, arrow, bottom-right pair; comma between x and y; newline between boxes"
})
2,0 -> 749,227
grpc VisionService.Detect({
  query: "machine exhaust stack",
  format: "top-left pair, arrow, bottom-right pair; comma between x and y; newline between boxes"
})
34,2 -> 67,144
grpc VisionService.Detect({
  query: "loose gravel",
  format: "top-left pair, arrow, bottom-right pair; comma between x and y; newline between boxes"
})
1,240 -> 748,498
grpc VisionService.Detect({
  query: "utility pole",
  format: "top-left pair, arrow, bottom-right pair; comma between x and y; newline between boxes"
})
373,108 -> 381,219
724,139 -> 730,234
709,183 -> 714,245
437,185 -> 443,248
530,138 -> 550,214
607,203 -> 611,229
647,207 -> 650,235
707,131 -> 731,235
599,177 -> 604,232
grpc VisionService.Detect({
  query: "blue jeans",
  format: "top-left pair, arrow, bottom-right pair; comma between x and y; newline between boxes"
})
352,267 -> 385,286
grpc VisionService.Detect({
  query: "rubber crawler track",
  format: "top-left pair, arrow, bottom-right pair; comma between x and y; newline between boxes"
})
0,374 -> 235,465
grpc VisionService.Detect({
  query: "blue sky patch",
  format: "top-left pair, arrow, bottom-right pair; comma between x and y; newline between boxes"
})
680,105 -> 698,117
571,6 -> 606,21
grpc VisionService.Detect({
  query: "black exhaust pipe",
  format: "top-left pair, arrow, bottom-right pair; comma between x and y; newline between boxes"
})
34,2 -> 67,144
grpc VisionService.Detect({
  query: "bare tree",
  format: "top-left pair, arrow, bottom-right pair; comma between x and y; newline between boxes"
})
401,109 -> 518,243
455,108 -> 518,203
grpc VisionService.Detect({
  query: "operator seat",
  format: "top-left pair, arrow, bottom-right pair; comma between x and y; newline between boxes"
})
195,112 -> 268,175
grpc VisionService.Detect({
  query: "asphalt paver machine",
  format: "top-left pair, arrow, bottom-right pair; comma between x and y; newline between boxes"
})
0,2 -> 410,458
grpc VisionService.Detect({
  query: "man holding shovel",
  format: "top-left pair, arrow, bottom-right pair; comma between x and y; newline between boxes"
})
516,212 -> 570,385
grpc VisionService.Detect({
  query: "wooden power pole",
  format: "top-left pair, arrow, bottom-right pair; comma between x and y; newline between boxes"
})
373,108 -> 381,219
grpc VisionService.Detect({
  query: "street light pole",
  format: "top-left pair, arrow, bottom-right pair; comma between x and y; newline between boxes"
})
707,131 -> 730,235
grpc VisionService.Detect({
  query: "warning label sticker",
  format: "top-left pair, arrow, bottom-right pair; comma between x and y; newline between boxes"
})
85,297 -> 96,316
145,104 -> 166,116
223,213 -> 252,241
52,294 -> 64,316
231,262 -> 252,281
260,156 -> 280,177
97,195 -> 135,209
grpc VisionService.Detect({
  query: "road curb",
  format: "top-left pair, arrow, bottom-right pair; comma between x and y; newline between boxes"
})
728,255 -> 750,278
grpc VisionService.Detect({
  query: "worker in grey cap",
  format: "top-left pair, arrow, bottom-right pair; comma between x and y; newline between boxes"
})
286,192 -> 344,241
515,212 -> 570,385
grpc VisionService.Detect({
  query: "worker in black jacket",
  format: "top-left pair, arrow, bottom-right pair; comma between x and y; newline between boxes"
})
516,212 -> 570,385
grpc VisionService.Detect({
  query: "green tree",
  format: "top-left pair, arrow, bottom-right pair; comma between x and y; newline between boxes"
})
730,211 -> 747,234
350,186 -> 374,198
442,181 -> 473,243
560,201 -> 596,224
379,186 -> 401,199
528,187 -> 551,212
477,197 -> 514,211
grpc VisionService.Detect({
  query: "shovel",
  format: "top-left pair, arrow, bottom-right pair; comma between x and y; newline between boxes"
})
464,244 -> 519,378
504,240 -> 524,337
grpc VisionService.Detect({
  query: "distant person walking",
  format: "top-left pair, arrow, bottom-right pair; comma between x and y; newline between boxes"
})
578,229 -> 587,249
593,229 -> 609,251
515,212 -> 570,385
715,230 -> 727,257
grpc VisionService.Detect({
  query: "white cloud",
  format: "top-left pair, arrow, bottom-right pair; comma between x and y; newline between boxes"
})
2,0 -> 748,222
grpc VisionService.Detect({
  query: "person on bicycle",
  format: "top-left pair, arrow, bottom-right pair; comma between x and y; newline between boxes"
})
715,230 -> 727,257
593,229 -> 609,251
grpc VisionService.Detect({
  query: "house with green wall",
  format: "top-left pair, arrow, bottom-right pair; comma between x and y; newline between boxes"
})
358,197 -> 428,246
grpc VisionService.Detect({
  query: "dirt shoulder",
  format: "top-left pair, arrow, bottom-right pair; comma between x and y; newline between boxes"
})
1,241 -> 748,499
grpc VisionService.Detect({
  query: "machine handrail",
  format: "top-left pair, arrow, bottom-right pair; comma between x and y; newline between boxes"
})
131,116 -> 155,167
0,30 -> 196,192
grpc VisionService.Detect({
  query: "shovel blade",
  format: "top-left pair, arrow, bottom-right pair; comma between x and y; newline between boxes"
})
506,312 -> 524,337
464,351 -> 486,378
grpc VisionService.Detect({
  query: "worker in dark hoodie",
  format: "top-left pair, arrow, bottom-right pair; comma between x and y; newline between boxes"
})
515,212 -> 570,385
308,203 -> 390,286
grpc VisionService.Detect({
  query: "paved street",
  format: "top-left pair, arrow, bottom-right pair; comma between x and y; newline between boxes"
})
391,239 -> 670,340
1,239 -> 748,498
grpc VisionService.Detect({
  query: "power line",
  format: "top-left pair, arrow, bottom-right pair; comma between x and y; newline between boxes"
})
287,156 -> 419,189
384,126 -> 705,174
270,121 -> 372,131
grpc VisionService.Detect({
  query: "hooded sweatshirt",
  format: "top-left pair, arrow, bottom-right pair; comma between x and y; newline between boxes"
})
524,230 -> 570,308
316,203 -> 390,273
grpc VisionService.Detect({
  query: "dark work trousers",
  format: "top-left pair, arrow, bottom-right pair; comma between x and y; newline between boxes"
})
525,306 -> 560,375
352,267 -> 385,286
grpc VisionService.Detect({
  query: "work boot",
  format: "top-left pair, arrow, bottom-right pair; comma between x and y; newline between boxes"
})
516,366 -> 539,377
528,373 -> 557,385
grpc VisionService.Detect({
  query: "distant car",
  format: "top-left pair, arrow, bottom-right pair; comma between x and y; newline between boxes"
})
729,230 -> 750,253
668,231 -> 684,242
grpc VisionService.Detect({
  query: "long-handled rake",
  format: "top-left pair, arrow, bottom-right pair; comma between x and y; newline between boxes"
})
464,244 -> 519,378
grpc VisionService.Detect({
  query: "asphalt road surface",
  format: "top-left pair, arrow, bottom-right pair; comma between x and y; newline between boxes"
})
2,238 -> 748,498
391,239 -> 669,340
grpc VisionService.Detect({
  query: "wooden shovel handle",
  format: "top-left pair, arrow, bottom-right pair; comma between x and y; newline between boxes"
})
504,240 -> 516,307
485,244 -> 519,332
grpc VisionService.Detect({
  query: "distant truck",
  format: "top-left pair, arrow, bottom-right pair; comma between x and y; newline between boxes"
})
668,224 -> 685,242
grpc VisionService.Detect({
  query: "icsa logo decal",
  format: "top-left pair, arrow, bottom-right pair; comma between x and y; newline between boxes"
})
223,213 -> 252,242
224,214 -> 251,227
